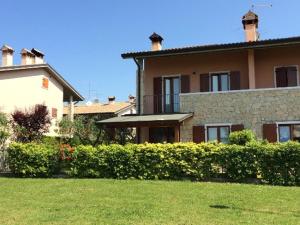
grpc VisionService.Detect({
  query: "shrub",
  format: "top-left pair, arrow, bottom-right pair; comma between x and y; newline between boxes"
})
0,112 -> 10,149
7,142 -> 60,177
11,104 -> 51,143
218,144 -> 259,181
258,141 -> 300,186
229,130 -> 256,145
70,143 -> 220,180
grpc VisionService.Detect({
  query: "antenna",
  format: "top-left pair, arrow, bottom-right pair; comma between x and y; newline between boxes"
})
251,3 -> 272,10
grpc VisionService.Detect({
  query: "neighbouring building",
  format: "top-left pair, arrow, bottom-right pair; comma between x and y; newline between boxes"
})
63,95 -> 136,120
99,11 -> 300,143
0,46 -> 84,135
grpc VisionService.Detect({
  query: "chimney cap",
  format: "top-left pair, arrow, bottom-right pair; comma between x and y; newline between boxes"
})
31,48 -> 44,57
1,44 -> 14,53
108,96 -> 116,101
242,10 -> 258,28
149,32 -> 163,43
21,48 -> 35,56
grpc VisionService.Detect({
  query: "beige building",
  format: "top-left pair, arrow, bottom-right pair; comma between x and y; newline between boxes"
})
0,46 -> 83,135
63,96 -> 136,119
99,11 -> 300,144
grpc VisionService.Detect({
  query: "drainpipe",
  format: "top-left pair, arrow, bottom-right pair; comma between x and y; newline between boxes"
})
133,58 -> 141,115
133,58 -> 141,143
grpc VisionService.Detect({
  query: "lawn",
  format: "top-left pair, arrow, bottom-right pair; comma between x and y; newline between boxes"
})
0,178 -> 299,225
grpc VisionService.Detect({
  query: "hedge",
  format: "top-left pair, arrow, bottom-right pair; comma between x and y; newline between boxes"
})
7,142 -> 60,177
7,142 -> 300,186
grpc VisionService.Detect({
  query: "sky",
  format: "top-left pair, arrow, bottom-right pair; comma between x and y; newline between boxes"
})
1,0 -> 300,102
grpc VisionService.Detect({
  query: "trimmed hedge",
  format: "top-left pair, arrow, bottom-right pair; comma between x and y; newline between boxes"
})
7,142 -> 300,185
8,143 -> 60,177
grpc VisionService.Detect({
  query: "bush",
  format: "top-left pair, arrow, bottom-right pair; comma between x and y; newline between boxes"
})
7,142 -> 60,177
229,130 -> 256,145
70,143 -> 220,180
258,141 -> 300,186
6,141 -> 300,186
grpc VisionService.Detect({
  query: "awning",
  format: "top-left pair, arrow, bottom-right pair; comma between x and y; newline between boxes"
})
97,113 -> 193,128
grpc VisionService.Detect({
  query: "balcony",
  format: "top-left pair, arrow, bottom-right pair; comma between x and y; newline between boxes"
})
143,94 -> 180,114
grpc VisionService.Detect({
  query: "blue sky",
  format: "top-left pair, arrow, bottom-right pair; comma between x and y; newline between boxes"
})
1,0 -> 300,102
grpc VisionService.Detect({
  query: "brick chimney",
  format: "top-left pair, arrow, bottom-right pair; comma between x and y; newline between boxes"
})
242,11 -> 259,42
108,96 -> 115,104
149,32 -> 163,51
31,48 -> 45,64
21,48 -> 35,65
1,45 -> 14,67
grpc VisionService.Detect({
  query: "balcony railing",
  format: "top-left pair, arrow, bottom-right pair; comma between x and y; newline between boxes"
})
143,94 -> 180,114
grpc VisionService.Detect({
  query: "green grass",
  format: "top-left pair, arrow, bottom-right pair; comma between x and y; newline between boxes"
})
0,178 -> 299,225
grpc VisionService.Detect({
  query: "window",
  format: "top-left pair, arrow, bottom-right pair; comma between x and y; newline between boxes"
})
210,73 -> 229,92
279,124 -> 300,142
207,126 -> 230,143
275,66 -> 298,87
164,77 -> 180,113
52,108 -> 57,118
42,77 -> 49,89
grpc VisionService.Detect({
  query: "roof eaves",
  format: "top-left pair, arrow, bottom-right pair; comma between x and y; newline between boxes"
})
121,36 -> 300,59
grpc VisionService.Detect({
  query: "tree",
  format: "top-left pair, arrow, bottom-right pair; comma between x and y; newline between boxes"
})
0,112 -> 10,149
58,115 -> 136,146
11,104 -> 51,142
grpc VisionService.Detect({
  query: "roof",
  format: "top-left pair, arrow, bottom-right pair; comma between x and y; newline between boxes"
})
0,63 -> 84,101
97,113 -> 193,127
63,102 -> 135,115
121,36 -> 300,59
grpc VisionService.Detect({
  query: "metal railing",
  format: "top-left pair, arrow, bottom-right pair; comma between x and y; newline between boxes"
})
143,94 -> 180,114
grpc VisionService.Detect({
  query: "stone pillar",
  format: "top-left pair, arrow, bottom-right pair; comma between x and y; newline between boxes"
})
248,49 -> 256,89
69,95 -> 74,121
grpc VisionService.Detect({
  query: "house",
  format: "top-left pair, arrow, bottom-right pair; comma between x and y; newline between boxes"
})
63,95 -> 136,120
0,45 -> 84,135
98,11 -> 300,143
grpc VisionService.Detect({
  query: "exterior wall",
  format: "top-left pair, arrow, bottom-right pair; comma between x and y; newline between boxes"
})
255,46 -> 300,88
0,68 -> 64,136
143,50 -> 249,97
180,87 -> 300,141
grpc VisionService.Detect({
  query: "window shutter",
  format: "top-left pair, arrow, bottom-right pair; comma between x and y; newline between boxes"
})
153,77 -> 163,113
200,74 -> 209,92
231,124 -> 244,132
52,108 -> 57,118
276,67 -> 287,87
263,124 -> 277,143
287,66 -> 298,87
193,126 -> 205,143
230,71 -> 241,90
181,75 -> 190,93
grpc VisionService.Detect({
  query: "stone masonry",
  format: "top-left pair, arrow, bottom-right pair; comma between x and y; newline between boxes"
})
180,87 -> 300,142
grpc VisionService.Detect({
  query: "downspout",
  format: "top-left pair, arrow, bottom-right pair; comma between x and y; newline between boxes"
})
133,58 -> 141,143
133,58 -> 141,114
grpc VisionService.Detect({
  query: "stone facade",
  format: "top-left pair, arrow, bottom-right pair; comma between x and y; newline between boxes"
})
180,87 -> 300,142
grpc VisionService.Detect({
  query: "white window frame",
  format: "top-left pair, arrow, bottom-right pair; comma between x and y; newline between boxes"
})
204,123 -> 232,142
276,121 -> 300,142
208,71 -> 231,92
273,65 -> 299,88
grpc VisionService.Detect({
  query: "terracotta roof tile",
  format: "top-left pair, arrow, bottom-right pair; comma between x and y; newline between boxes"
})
63,102 -> 134,115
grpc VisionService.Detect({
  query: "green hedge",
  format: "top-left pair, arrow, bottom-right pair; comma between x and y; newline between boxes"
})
8,143 -> 60,177
7,142 -> 300,185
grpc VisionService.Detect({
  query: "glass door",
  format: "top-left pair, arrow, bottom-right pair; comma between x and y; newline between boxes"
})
164,77 -> 180,113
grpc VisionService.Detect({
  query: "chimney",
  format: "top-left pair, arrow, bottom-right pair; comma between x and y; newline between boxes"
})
242,11 -> 259,42
31,48 -> 45,64
21,49 -> 35,65
108,96 -> 115,104
1,45 -> 14,67
149,32 -> 163,51
128,95 -> 135,104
